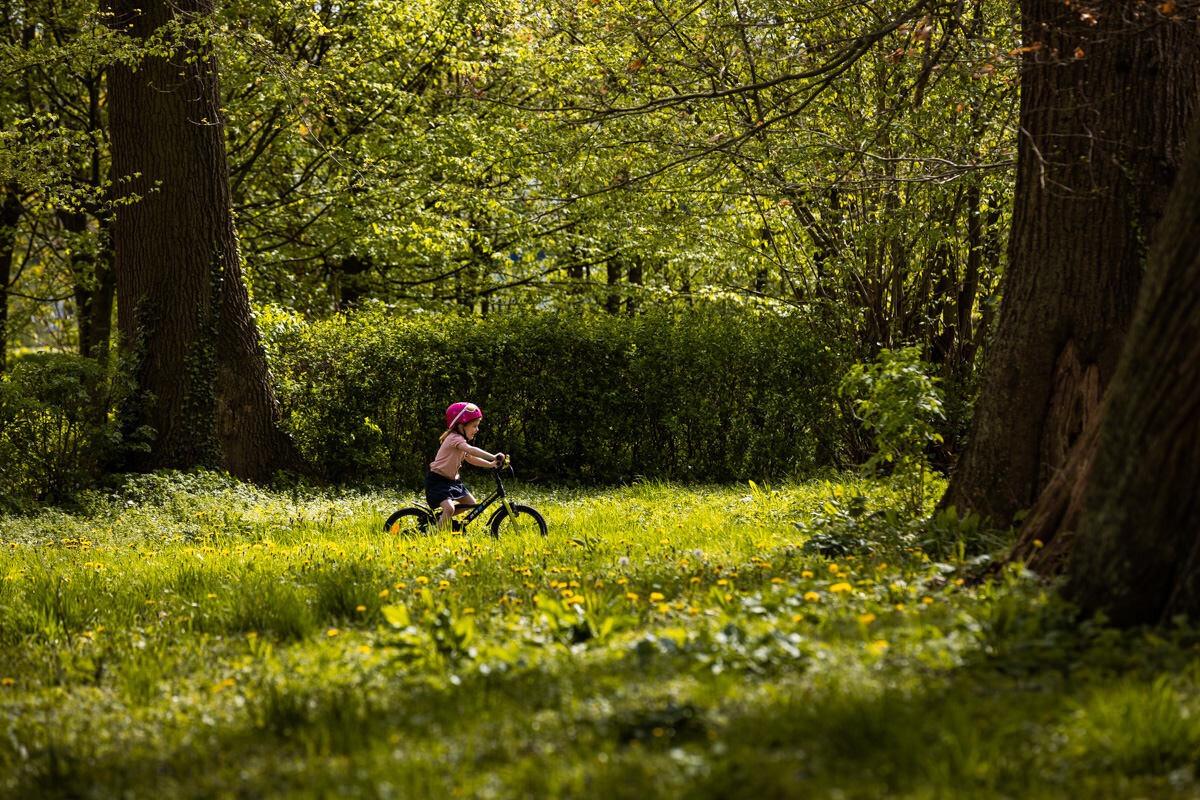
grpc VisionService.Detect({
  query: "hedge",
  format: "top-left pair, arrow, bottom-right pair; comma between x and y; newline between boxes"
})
0,352 -> 120,505
261,304 -> 849,489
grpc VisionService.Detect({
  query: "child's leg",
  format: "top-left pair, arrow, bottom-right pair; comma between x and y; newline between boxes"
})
438,498 -> 456,530
439,492 -> 477,530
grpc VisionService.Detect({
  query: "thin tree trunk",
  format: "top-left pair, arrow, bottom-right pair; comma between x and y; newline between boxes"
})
626,255 -> 643,315
59,209 -> 114,363
0,185 -> 21,374
955,181 -> 982,379
606,257 -> 622,314
106,0 -> 296,479
942,3 -> 1200,524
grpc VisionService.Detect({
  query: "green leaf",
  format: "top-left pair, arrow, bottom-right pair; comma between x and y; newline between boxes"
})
381,604 -> 411,628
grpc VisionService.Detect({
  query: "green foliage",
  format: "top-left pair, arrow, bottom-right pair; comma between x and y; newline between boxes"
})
840,346 -> 945,512
260,303 -> 847,485
2,477 -> 1200,798
0,353 -> 123,505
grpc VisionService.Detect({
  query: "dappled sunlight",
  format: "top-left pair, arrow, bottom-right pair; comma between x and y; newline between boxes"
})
2,474 -> 1199,797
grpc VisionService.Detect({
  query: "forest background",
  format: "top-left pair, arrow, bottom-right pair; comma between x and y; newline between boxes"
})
3,0 -> 1200,793
2,0 -> 1015,486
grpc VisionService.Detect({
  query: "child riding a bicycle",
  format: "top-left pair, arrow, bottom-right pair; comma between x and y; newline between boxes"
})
427,401 -> 506,531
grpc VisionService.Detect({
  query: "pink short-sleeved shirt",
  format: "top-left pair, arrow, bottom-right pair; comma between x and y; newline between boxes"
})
429,432 -> 469,479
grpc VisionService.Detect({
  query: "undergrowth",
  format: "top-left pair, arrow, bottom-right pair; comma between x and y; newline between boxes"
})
1,471 -> 1198,799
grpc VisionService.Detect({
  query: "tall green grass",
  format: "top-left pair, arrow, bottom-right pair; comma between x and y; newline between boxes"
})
2,472 -> 1199,798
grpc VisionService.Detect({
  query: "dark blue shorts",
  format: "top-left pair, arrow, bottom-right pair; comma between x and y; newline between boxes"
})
425,471 -> 468,508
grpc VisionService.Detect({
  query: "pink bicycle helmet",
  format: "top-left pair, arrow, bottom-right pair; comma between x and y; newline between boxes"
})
445,401 -> 482,429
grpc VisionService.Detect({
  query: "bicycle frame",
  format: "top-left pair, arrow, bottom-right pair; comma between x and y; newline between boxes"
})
438,461 -> 518,530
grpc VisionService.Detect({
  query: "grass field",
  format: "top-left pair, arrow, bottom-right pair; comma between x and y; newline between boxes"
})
2,471 -> 1200,799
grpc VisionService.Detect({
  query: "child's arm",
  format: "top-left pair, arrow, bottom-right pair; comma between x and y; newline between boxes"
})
464,445 -> 505,467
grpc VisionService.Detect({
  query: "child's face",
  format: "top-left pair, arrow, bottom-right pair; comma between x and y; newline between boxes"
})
463,419 -> 481,440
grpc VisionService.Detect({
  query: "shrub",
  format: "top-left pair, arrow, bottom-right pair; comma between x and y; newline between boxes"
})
840,346 -> 944,513
0,353 -> 121,504
260,303 -> 848,486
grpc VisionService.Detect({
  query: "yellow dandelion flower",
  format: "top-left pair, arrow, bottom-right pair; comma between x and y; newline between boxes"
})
868,640 -> 889,655
356,605 -> 367,612
801,570 -> 814,579
416,576 -> 429,585
771,577 -> 785,584
625,592 -> 639,602
326,628 -> 339,637
358,645 -> 372,655
378,589 -> 389,598
206,593 -> 217,599
1033,539 -> 1044,548
922,597 -> 934,604
857,613 -> 876,625
649,592 -> 665,602
830,582 -> 853,593
1,678 -> 14,686
804,591 -> 820,602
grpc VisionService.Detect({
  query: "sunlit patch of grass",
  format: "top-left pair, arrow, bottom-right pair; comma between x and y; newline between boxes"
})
2,472 -> 1200,798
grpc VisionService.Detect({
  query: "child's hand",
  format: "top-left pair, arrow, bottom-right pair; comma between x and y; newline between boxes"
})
494,452 -> 507,466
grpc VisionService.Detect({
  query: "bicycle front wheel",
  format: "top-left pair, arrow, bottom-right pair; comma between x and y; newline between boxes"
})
384,507 -> 433,536
489,504 -> 548,538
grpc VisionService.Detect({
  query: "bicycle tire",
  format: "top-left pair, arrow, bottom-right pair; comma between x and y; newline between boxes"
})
384,507 -> 433,536
489,504 -> 548,538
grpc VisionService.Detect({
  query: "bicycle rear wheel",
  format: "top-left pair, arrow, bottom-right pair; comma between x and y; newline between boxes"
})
489,504 -> 547,538
384,507 -> 433,536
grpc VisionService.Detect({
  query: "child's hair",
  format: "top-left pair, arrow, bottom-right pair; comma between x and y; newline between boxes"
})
438,426 -> 456,444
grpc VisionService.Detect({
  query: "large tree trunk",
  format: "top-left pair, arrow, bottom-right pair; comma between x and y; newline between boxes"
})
941,2 -> 1200,524
1061,113 -> 1200,627
106,0 -> 296,479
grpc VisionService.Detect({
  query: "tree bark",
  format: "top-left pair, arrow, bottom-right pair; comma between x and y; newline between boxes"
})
941,2 -> 1200,524
0,184 -> 21,374
106,0 -> 296,479
1062,111 -> 1200,627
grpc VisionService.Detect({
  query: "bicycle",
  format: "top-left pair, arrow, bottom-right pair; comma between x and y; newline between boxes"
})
383,456 -> 547,538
